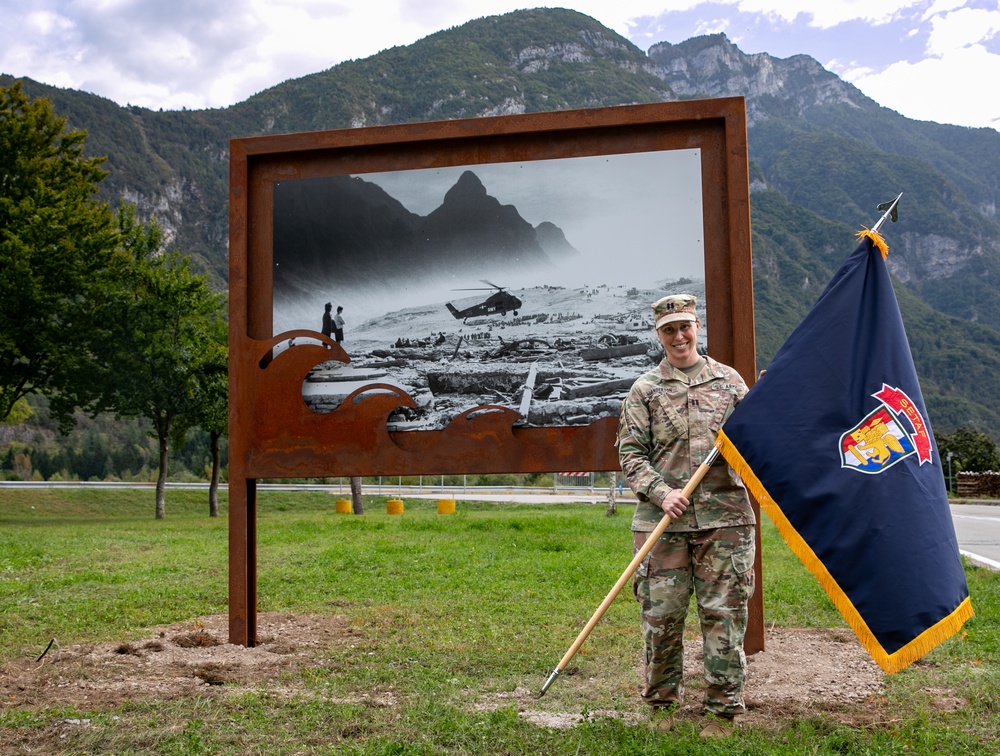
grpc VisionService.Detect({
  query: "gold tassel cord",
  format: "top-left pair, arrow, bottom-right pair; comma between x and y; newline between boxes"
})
715,431 -> 973,674
856,227 -> 889,260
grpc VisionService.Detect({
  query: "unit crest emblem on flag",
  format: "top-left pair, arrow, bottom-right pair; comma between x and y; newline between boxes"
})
840,383 -> 933,474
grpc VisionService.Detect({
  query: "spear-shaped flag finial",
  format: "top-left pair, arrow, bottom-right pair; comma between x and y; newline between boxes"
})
873,193 -> 902,233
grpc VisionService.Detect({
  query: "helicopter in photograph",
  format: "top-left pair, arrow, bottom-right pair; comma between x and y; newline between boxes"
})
445,280 -> 523,322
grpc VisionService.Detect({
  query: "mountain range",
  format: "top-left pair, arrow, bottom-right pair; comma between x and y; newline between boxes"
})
4,7 -> 1000,437
272,169 -> 574,307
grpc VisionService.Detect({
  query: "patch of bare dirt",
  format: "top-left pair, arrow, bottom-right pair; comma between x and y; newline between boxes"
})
1,613 -> 360,712
742,626 -> 888,728
480,626 -> 891,731
1,613 -> 896,737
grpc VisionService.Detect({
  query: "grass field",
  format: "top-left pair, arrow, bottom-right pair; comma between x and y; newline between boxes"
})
1,487 -> 998,754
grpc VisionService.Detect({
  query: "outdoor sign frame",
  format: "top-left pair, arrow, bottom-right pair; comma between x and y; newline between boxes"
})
228,97 -> 758,647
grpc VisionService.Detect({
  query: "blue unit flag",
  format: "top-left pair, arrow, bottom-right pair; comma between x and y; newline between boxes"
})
717,230 -> 973,673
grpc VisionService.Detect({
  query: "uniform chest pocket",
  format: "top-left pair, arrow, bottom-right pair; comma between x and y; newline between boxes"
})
704,384 -> 743,433
708,401 -> 732,434
650,393 -> 687,443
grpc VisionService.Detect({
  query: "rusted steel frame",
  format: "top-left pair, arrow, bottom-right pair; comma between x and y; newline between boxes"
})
228,98 -> 759,650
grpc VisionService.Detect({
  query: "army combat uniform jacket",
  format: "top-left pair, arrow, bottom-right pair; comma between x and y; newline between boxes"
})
618,356 -> 755,533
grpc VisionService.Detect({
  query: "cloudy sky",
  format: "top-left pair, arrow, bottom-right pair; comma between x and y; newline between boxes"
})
1,1 -> 997,131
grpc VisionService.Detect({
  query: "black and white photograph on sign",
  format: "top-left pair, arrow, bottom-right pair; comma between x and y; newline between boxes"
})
272,149 -> 706,431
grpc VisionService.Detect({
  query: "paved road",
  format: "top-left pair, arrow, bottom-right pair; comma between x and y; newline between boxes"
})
950,503 -> 1000,570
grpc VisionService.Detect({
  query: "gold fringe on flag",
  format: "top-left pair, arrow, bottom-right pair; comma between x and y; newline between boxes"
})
856,227 -> 889,260
716,430 -> 974,674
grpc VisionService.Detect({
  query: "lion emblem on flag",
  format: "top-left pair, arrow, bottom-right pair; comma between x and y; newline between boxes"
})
840,384 -> 933,474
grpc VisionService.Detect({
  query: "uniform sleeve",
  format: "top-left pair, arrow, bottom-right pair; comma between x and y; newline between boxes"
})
617,389 -> 671,508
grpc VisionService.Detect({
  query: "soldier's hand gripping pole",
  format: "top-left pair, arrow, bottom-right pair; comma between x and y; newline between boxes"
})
538,446 -> 721,697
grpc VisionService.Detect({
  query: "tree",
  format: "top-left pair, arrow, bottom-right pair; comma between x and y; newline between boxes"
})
90,207 -> 227,518
350,476 -> 365,515
936,427 -> 1000,475
0,82 -> 120,424
191,312 -> 228,517
1,397 -> 32,426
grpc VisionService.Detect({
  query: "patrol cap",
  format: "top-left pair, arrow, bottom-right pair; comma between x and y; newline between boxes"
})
652,294 -> 698,329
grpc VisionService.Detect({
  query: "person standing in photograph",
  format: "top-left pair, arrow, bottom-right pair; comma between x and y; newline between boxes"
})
617,294 -> 755,739
333,305 -> 345,344
322,302 -> 334,338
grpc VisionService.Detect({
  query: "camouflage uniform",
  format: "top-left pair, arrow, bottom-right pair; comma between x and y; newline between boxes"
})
618,354 -> 756,716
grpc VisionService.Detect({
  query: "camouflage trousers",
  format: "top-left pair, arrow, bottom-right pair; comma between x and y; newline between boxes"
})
632,525 -> 755,716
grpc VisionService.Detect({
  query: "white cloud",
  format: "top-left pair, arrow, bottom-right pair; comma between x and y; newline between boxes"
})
923,0 -> 972,21
849,42 -> 1000,127
692,17 -> 733,35
926,6 -> 1000,55
732,0 -> 914,28
839,3 -> 1000,128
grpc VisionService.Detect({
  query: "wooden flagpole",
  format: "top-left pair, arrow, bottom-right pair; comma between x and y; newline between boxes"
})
538,447 -> 720,697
